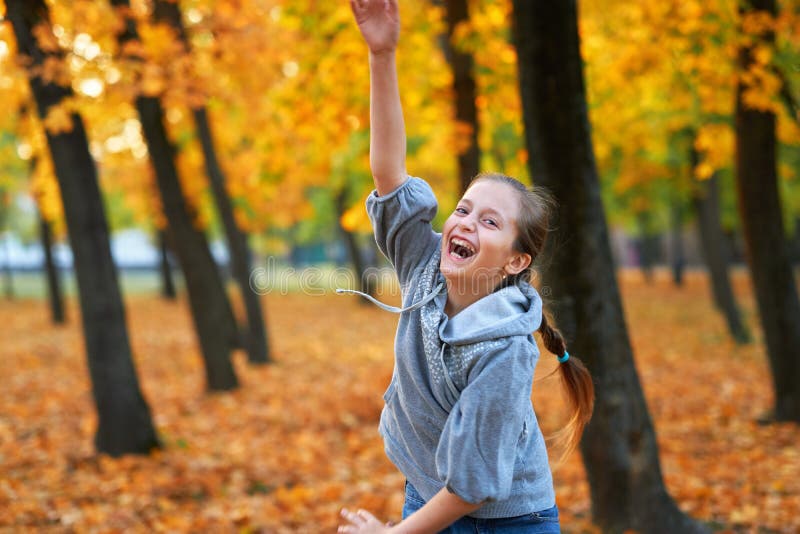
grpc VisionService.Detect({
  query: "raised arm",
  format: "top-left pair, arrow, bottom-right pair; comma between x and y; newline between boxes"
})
350,0 -> 407,196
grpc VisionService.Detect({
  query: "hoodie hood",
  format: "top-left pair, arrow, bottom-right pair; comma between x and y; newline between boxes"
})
338,264 -> 542,346
438,282 -> 542,346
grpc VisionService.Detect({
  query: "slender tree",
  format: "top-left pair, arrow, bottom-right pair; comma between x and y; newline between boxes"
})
442,0 -> 480,193
152,0 -> 271,364
110,0 -> 239,390
334,187 -> 377,300
40,213 -> 66,324
511,1 -> 710,531
669,195 -> 685,286
735,0 -> 800,421
27,151 -> 67,323
157,229 -> 176,300
690,144 -> 750,344
635,211 -> 658,283
7,0 -> 159,455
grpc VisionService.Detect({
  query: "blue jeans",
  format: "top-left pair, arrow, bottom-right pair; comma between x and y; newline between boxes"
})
402,481 -> 561,533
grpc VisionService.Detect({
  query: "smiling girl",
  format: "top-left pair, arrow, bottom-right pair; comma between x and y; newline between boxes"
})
338,1 -> 594,532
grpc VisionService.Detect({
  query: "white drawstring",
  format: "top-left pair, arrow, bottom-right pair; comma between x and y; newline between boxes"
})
336,282 -> 445,314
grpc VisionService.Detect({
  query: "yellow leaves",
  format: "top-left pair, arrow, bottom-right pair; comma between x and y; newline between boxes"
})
741,11 -> 775,37
739,63 -> 781,113
140,63 -> 166,96
340,201 -> 370,233
30,152 -> 65,230
730,504 -> 759,524
452,120 -> 475,156
3,274 -> 800,531
693,123 -> 734,179
614,158 -> 669,194
777,114 -> 800,147
138,22 -> 184,64
32,22 -> 61,53
752,44 -> 772,65
39,56 -> 72,87
694,161 -> 714,180
42,99 -> 76,135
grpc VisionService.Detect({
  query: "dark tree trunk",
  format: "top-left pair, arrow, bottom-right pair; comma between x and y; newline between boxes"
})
7,0 -> 159,455
669,196 -> 685,286
158,229 -> 176,300
511,1 -> 709,532
152,0 -> 270,364
40,214 -> 66,324
335,189 -> 377,301
192,109 -> 270,363
111,0 -> 239,390
690,151 -> 750,344
735,0 -> 800,421
443,0 -> 480,193
636,211 -> 658,284
790,217 -> 800,265
137,98 -> 239,390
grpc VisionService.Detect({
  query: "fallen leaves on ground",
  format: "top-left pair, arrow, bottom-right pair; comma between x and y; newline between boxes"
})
0,268 -> 797,533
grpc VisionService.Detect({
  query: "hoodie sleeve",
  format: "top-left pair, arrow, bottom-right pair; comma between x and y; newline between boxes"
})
366,177 -> 441,286
434,338 -> 536,504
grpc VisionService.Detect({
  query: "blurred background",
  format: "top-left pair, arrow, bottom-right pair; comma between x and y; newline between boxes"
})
0,0 -> 799,532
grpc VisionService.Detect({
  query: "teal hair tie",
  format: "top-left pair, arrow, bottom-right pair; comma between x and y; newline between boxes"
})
558,351 -> 570,363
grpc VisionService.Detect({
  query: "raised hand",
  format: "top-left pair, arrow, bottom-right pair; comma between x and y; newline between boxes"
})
338,508 -> 393,533
349,0 -> 400,55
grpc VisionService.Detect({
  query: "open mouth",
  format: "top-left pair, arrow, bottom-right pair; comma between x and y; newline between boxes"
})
448,237 -> 476,260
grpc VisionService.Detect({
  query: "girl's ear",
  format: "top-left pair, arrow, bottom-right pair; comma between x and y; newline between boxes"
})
505,252 -> 532,276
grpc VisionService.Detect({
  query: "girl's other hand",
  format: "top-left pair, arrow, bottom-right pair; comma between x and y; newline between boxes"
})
338,508 -> 394,533
349,0 -> 400,55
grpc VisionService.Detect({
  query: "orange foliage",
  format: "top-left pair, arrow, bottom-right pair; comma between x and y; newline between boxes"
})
0,271 -> 798,532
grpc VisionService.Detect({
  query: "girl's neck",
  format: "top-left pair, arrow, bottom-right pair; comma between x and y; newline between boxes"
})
444,279 -> 491,318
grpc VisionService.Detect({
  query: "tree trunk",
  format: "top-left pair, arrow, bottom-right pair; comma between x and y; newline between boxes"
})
511,1 -> 709,532
443,0 -> 480,193
192,109 -> 270,363
137,97 -> 239,390
690,152 -> 750,344
335,189 -> 377,301
735,0 -> 800,421
40,214 -> 66,324
7,0 -> 159,455
789,216 -> 800,265
158,229 -> 176,300
669,196 -> 685,286
152,0 -> 270,364
111,0 -> 239,390
636,211 -> 657,284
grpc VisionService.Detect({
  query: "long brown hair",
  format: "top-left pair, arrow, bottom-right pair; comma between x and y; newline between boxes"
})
471,172 -> 594,463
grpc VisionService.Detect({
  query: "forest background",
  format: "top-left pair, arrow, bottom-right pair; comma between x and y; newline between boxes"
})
1,0 -> 800,532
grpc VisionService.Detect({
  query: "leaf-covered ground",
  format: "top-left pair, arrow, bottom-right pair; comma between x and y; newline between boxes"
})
1,269 -> 798,533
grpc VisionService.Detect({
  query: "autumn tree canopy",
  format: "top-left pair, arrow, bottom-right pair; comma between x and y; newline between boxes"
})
0,0 -> 797,248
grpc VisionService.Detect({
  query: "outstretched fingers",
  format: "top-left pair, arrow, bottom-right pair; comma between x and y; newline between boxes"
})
338,508 -> 387,533
339,508 -> 366,533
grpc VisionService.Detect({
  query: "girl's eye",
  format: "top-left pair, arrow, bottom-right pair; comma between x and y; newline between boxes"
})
455,207 -> 468,214
484,219 -> 498,227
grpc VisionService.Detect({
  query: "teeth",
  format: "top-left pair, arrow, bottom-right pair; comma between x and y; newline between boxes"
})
450,238 -> 475,255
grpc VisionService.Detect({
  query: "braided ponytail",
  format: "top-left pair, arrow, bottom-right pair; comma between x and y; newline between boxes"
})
468,173 -> 594,463
538,312 -> 594,465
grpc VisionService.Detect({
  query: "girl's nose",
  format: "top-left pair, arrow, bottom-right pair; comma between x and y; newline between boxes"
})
458,217 -> 476,232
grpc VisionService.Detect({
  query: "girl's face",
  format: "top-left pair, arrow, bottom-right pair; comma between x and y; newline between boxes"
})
439,180 -> 530,297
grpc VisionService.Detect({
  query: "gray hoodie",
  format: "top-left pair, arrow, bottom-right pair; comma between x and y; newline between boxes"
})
363,177 -> 555,519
